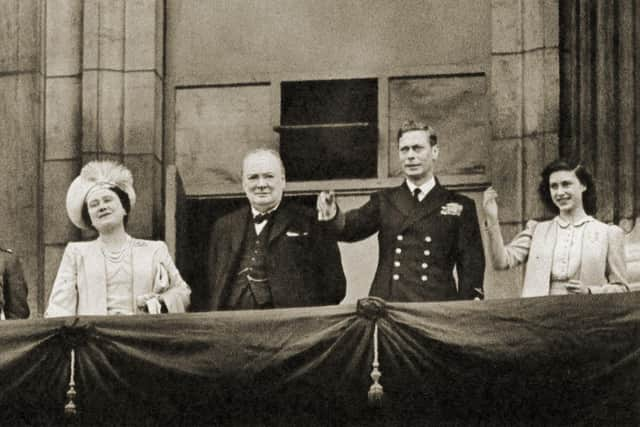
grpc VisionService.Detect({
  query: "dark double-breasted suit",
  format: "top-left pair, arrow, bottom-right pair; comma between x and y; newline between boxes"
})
207,201 -> 346,310
0,248 -> 29,319
331,181 -> 485,302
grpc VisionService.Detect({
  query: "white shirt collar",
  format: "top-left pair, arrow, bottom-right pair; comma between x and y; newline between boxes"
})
555,215 -> 594,229
251,203 -> 280,219
406,177 -> 436,202
251,204 -> 280,235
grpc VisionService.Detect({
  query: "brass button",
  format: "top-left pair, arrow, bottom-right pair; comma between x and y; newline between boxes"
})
421,275 -> 428,282
423,250 -> 430,256
395,248 -> 402,254
425,236 -> 432,242
422,263 -> 428,269
394,261 -> 401,267
393,274 -> 400,281
397,235 -> 403,241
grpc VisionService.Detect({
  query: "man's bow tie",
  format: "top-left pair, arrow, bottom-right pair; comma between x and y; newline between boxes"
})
253,211 -> 274,224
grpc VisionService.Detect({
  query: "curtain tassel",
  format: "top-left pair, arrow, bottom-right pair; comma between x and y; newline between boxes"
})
64,348 -> 77,416
367,323 -> 383,407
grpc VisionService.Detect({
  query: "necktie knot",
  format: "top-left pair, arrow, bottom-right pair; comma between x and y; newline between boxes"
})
413,188 -> 422,201
253,211 -> 274,224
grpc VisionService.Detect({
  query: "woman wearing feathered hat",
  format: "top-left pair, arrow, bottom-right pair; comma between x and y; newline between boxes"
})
45,161 -> 191,317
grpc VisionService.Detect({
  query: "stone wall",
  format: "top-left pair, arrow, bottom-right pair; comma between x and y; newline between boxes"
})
0,0 -> 561,314
0,0 -> 42,312
488,0 -> 559,297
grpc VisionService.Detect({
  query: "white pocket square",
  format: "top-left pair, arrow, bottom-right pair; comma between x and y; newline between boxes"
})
286,231 -> 308,237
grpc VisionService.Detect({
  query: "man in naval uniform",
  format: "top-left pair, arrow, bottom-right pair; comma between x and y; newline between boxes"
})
317,121 -> 485,302
206,148 -> 346,310
0,245 -> 29,319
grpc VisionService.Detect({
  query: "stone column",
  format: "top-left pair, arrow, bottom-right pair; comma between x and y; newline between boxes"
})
123,0 -> 164,239
42,0 -> 83,312
488,0 -> 559,297
82,0 -> 164,239
0,0 -> 42,313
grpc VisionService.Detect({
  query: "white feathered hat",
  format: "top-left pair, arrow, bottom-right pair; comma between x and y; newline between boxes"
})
66,161 -> 137,229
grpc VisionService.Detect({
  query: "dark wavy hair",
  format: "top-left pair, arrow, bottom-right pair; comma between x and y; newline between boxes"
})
538,159 -> 597,215
81,186 -> 131,230
397,120 -> 438,146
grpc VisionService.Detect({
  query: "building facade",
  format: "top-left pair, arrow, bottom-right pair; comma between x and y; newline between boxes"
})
2,0 -> 636,315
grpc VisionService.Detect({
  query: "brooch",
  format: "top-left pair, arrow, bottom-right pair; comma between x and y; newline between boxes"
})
440,202 -> 463,216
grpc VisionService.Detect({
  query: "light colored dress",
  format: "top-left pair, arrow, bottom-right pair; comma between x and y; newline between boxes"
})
45,237 -> 191,317
103,238 -> 135,315
486,216 -> 628,297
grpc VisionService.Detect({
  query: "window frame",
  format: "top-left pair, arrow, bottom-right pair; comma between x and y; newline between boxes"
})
173,62 -> 490,198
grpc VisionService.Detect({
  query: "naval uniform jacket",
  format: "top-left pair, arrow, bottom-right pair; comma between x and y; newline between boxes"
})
0,248 -> 29,319
207,201 -> 346,310
330,181 -> 485,302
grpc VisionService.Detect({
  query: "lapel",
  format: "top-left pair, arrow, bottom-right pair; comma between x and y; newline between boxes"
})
83,241 -> 108,313
216,207 -> 251,305
522,221 -> 556,297
578,221 -> 606,285
268,203 -> 295,245
230,206 -> 251,256
397,181 -> 450,231
387,182 -> 414,218
131,239 -> 154,308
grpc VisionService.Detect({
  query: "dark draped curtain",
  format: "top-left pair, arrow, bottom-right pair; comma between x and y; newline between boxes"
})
560,0 -> 640,225
1,295 -> 639,426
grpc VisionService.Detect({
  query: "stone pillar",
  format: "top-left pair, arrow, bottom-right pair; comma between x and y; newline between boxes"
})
42,0 -> 83,313
41,0 -> 164,314
82,0 -> 164,239
123,0 -> 164,239
488,0 -> 559,297
0,0 -> 42,313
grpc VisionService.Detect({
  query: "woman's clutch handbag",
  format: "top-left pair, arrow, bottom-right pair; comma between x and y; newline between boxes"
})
133,264 -> 171,314
144,297 -> 163,314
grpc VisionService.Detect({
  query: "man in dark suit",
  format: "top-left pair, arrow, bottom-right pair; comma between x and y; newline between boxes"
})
0,246 -> 29,319
207,148 -> 346,310
317,121 -> 485,302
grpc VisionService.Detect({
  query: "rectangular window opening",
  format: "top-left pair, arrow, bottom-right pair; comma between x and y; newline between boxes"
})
278,79 -> 378,181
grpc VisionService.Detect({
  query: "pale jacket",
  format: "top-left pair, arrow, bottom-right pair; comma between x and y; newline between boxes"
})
46,239 -> 191,317
486,218 -> 628,297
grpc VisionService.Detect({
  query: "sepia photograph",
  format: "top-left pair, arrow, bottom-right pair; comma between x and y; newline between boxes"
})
0,0 -> 639,425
